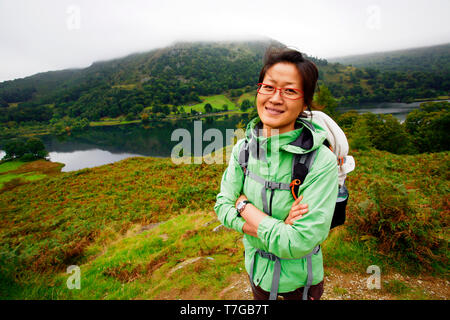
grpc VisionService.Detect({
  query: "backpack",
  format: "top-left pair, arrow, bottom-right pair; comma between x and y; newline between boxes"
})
238,112 -> 354,229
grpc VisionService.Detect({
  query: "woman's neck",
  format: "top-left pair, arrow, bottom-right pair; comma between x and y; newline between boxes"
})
262,122 -> 296,137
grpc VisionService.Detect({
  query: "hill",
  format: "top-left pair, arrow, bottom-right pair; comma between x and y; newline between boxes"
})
0,147 -> 448,300
328,43 -> 450,73
0,40 -> 448,131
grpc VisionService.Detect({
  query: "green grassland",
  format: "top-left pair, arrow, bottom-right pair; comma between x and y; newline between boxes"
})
0,160 -> 64,189
0,148 -> 448,299
0,160 -> 26,173
90,119 -> 141,127
182,94 -> 237,113
237,91 -> 256,105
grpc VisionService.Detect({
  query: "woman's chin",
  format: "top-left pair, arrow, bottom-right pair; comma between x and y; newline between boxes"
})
260,113 -> 285,128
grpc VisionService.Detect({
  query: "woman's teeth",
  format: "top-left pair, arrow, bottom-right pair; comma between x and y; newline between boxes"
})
265,106 -> 284,115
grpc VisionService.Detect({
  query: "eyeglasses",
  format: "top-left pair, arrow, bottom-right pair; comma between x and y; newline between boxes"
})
257,83 -> 303,100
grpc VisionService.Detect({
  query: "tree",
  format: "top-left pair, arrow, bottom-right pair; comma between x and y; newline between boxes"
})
362,113 -> 415,154
141,113 -> 150,124
240,99 -> 251,112
204,103 -> 213,113
2,137 -> 48,161
405,101 -> 450,152
314,85 -> 338,117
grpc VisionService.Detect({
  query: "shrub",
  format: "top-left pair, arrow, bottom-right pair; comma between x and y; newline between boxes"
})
352,181 -> 446,272
346,113 -> 415,154
405,101 -> 450,153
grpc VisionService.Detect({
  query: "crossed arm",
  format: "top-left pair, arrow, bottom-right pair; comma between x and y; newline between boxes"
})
235,194 -> 308,238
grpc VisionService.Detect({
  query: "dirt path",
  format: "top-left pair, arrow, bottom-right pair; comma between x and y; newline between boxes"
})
219,267 -> 449,300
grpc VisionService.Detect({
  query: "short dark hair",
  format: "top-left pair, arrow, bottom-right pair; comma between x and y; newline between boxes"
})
258,46 -> 319,110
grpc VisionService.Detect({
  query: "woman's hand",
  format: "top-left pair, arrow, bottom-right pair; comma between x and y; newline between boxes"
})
284,195 -> 309,225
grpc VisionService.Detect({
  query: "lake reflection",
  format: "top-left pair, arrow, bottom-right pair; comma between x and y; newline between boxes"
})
337,99 -> 450,122
39,115 -> 245,171
49,149 -> 143,172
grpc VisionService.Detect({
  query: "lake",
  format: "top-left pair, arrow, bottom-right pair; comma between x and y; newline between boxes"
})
337,99 -> 450,122
27,115 -> 244,172
2,100 -> 447,172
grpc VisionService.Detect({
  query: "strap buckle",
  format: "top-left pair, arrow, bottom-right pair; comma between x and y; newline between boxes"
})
265,181 -> 281,190
257,250 -> 278,262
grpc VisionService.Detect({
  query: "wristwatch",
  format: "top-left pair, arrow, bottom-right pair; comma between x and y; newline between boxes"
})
236,200 -> 250,215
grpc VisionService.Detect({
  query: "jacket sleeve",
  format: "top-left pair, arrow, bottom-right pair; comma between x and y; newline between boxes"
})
256,147 -> 338,258
214,140 -> 246,234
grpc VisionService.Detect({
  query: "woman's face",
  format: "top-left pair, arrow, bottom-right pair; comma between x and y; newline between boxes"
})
257,62 -> 306,136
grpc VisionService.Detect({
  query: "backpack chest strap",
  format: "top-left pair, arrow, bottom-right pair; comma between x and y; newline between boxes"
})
249,245 -> 321,300
244,169 -> 290,216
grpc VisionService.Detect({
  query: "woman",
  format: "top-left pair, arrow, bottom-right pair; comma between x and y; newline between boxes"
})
214,47 -> 338,300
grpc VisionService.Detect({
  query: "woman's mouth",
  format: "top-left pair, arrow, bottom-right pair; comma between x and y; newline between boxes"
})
265,106 -> 285,115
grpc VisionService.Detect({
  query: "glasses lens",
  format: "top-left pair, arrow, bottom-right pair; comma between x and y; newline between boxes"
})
258,84 -> 302,100
258,84 -> 274,94
281,88 -> 302,100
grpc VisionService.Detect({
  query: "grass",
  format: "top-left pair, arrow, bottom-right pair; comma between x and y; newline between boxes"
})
237,91 -> 256,105
0,172 -> 47,188
0,160 -> 26,173
182,95 -> 237,113
90,120 -> 140,127
0,148 -> 448,299
111,84 -> 137,90
0,159 -> 63,189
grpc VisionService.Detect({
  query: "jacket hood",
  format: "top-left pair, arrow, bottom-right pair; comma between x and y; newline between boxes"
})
244,116 -> 328,155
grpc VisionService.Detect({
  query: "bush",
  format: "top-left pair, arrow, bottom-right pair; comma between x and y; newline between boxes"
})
405,101 -> 450,153
348,117 -> 372,151
346,113 -> 415,154
352,181 -> 446,272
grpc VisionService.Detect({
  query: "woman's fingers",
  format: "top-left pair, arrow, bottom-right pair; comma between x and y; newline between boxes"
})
285,196 -> 309,225
289,208 -> 308,218
291,195 -> 303,207
286,214 -> 303,225
292,203 -> 308,211
290,204 -> 308,215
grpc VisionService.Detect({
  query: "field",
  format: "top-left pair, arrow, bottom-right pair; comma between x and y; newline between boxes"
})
0,159 -> 64,190
0,148 -> 448,300
182,95 -> 237,113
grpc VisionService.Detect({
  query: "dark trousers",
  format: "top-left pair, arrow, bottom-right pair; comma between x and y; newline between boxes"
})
249,276 -> 324,300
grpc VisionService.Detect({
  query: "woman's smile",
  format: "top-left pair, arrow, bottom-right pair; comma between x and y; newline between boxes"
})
264,106 -> 285,115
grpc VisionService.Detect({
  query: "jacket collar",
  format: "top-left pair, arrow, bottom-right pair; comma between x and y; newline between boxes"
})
245,116 -> 327,155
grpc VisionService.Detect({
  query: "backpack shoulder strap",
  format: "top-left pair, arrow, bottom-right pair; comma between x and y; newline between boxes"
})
289,120 -> 318,198
238,139 -> 249,172
290,150 -> 317,198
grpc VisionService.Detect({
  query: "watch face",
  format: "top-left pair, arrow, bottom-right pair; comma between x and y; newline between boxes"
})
237,200 -> 247,213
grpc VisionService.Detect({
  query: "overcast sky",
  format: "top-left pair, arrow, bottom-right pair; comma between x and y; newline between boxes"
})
1,0 -> 449,82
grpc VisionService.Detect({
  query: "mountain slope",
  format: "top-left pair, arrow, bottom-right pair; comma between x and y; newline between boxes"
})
328,43 -> 450,73
0,40 -> 448,125
0,148 -> 448,299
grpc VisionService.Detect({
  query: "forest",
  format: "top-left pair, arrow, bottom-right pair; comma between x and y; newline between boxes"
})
0,40 -> 448,132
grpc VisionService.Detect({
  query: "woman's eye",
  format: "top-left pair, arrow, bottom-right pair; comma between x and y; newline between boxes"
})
284,89 -> 296,94
263,85 -> 274,90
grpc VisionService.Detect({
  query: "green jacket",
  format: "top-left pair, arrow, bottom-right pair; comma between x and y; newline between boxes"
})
214,116 -> 338,293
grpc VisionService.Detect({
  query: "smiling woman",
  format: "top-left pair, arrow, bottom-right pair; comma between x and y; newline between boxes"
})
214,46 -> 339,300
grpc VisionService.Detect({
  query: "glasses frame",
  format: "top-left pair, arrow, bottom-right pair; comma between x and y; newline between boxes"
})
257,83 -> 304,100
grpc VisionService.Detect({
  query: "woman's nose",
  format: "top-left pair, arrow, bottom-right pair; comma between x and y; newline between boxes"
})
269,89 -> 283,103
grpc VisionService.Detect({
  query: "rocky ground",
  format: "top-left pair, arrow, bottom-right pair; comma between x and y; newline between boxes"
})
218,267 -> 449,300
